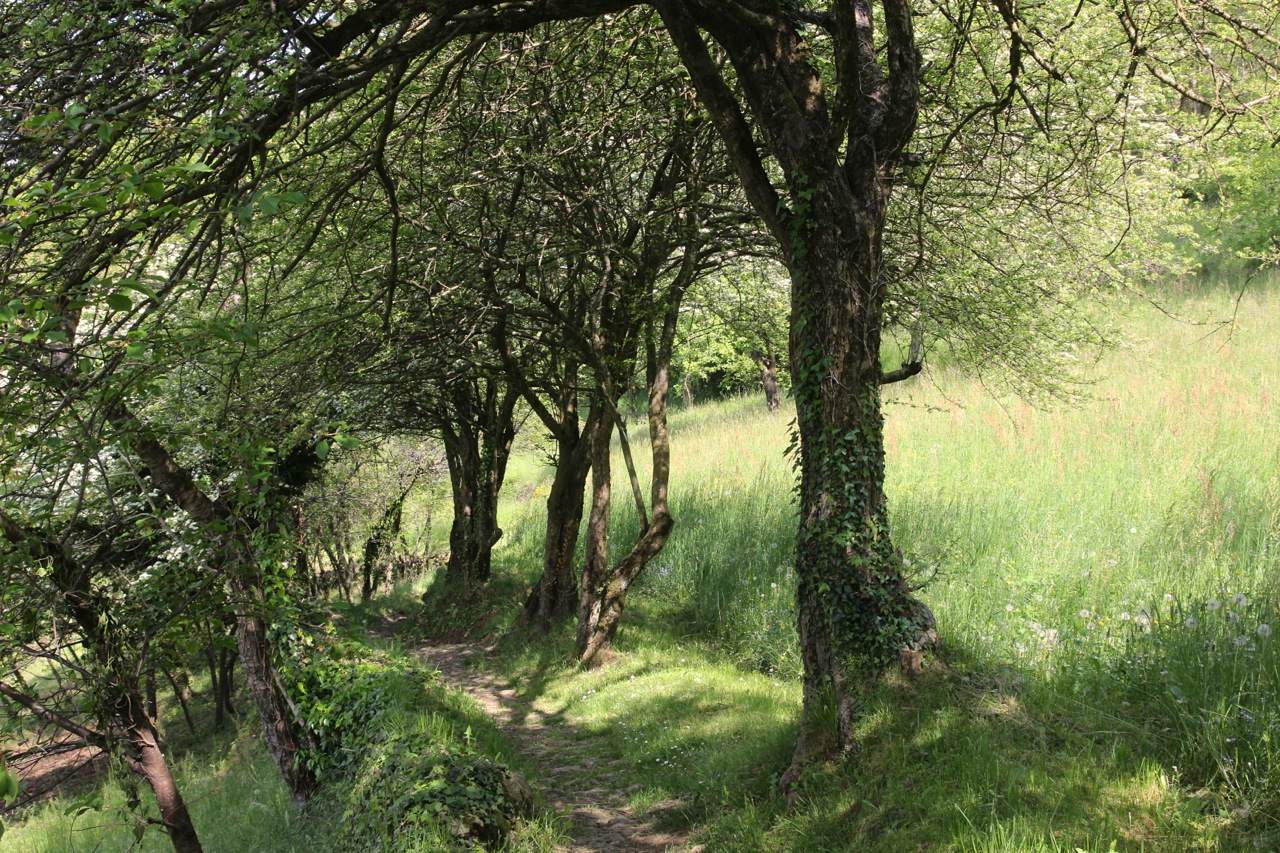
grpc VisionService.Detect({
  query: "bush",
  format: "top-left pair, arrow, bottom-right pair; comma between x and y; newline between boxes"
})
343,733 -> 533,851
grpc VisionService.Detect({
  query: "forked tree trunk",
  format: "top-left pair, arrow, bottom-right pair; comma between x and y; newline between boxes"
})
576,255 -> 689,665
441,384 -> 518,594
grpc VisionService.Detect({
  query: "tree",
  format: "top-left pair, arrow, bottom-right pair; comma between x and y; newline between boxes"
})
5,0 -> 1275,803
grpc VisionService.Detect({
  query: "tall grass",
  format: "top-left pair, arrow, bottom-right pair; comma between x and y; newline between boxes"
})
482,285 -> 1280,849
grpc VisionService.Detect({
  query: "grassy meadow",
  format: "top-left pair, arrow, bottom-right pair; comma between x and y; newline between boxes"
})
485,281 -> 1280,851
4,280 -> 1278,851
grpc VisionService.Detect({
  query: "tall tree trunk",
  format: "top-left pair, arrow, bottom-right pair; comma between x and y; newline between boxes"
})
520,408 -> 601,628
654,4 -> 933,796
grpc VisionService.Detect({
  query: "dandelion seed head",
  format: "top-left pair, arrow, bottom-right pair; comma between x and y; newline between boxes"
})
1079,609 -> 1091,619
1185,617 -> 1198,628
1259,624 -> 1273,639
1207,598 -> 1222,612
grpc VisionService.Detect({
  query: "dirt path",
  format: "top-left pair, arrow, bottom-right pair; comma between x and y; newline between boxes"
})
410,639 -> 702,853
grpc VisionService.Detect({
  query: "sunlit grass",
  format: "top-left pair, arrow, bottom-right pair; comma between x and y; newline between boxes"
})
485,284 -> 1280,850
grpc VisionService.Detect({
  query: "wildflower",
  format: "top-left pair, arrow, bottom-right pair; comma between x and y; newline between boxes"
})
1006,604 -> 1014,612
1164,593 -> 1175,603
770,582 -> 778,589
1129,527 -> 1138,534
1079,609 -> 1091,619
1207,598 -> 1222,612
1233,592 -> 1248,607
1259,624 -> 1273,639
1185,617 -> 1198,628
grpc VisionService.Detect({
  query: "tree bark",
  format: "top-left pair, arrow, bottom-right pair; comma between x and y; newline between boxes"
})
122,705 -> 205,853
442,382 -> 518,594
520,407 -> 602,627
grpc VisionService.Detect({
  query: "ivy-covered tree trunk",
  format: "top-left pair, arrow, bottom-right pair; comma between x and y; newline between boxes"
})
780,170 -> 934,791
656,2 -> 934,794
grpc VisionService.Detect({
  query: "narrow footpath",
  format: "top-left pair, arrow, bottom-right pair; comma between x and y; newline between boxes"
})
411,640 -> 703,853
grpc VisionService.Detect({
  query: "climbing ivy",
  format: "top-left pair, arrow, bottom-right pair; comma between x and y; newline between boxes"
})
785,173 -> 919,678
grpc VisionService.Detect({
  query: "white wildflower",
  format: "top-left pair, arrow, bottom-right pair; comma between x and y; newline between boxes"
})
1233,592 -> 1248,607
1185,617 -> 1198,628
1258,624 -> 1273,639
1207,598 -> 1222,612
1079,609 -> 1091,619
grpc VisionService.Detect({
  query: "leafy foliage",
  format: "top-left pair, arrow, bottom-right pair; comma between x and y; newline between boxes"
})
343,733 -> 531,851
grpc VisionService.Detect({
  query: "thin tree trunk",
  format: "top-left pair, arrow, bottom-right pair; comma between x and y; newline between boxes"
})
233,594 -> 314,806
576,407 -> 614,659
163,667 -> 197,736
123,708 -> 205,853
575,249 -> 691,665
757,348 -> 782,412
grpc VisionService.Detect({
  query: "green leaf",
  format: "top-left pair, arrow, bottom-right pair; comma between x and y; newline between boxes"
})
314,440 -> 330,460
334,434 -> 360,450
0,769 -> 18,805
104,293 -> 132,312
138,179 -> 164,200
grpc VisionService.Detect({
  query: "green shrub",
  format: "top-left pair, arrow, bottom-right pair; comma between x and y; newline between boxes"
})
282,644 -> 439,783
343,733 -> 533,851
